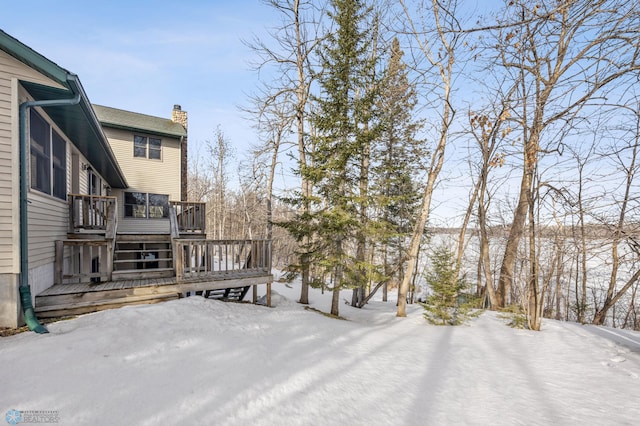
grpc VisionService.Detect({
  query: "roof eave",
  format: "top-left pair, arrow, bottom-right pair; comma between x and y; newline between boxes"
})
0,30 -> 69,88
66,76 -> 129,188
100,122 -> 186,140
1,29 -> 129,189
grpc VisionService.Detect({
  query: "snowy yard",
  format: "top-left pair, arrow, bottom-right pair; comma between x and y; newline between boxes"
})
1,283 -> 639,425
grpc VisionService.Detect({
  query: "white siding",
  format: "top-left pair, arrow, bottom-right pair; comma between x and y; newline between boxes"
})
27,190 -> 68,268
28,262 -> 55,299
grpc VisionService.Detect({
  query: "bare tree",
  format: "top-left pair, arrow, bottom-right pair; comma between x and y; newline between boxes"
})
488,0 -> 640,329
621,281 -> 639,330
467,100 -> 514,309
247,90 -> 295,241
592,101 -> 640,325
565,143 -> 596,323
245,0 -> 325,304
207,126 -> 234,239
187,144 -> 213,203
396,0 -> 464,317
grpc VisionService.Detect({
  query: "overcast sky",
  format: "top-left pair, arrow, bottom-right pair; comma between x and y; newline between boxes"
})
1,0 -> 277,169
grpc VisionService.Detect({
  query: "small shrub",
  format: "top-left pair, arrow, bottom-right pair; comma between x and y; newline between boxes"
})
498,305 -> 527,329
420,245 -> 478,325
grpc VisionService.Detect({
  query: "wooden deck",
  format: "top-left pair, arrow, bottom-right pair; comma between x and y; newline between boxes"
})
50,197 -> 272,318
35,271 -> 273,318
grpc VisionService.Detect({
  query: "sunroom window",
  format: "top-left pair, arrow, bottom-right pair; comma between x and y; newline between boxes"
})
124,192 -> 169,219
29,109 -> 66,200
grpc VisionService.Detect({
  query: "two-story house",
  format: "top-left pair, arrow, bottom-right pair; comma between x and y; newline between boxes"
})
0,30 -> 272,331
94,104 -> 187,234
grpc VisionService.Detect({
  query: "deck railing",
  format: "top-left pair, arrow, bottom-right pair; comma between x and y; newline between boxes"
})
175,239 -> 272,281
69,194 -> 117,234
55,237 -> 271,284
55,239 -> 113,284
170,201 -> 206,234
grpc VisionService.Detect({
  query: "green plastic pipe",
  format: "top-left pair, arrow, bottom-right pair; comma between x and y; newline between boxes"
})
19,285 -> 47,334
18,77 -> 81,334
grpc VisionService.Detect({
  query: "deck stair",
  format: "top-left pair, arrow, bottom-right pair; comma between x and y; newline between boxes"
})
203,286 -> 251,301
112,234 -> 174,281
43,233 -> 273,317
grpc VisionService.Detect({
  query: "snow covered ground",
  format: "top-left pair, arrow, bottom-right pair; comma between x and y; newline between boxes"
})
1,283 -> 639,425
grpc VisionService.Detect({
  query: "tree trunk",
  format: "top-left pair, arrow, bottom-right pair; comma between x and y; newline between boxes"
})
294,0 -> 311,305
396,0 -> 455,317
526,182 -> 542,331
478,160 -> 499,308
331,240 -> 343,317
397,162 -> 441,317
593,122 -> 639,324
497,161 -> 533,307
353,124 -> 371,307
479,218 -> 499,308
455,172 -> 480,280
382,243 -> 388,302
331,286 -> 341,317
592,269 -> 640,325
554,240 -> 564,321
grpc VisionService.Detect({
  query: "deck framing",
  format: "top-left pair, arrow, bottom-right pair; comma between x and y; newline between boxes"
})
35,272 -> 273,318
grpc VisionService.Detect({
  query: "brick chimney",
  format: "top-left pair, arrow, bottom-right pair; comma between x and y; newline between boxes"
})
171,104 -> 188,202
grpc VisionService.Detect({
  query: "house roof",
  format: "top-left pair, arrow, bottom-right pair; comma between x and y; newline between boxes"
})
0,30 -> 128,189
93,105 -> 187,139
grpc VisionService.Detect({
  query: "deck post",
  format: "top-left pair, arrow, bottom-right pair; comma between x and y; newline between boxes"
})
252,285 -> 257,303
82,196 -> 89,228
105,202 -> 117,239
55,240 -> 64,285
68,197 -> 74,232
175,241 -> 184,281
106,241 -> 113,282
267,282 -> 271,307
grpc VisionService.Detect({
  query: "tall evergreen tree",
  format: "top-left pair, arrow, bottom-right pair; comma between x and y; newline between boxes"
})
302,0 -> 381,316
373,37 -> 424,299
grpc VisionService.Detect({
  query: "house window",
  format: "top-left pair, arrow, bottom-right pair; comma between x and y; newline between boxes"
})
30,109 -> 66,200
124,192 -> 169,219
149,194 -> 169,218
52,132 -> 66,199
148,138 -> 161,160
134,135 -> 161,160
124,192 -> 147,218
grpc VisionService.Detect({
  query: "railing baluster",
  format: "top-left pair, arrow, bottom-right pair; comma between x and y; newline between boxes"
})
169,201 -> 206,234
68,194 -> 117,232
168,238 -> 271,281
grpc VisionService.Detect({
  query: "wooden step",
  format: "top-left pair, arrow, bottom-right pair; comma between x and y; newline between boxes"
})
112,267 -> 175,272
36,285 -> 176,308
66,233 -> 108,240
35,293 -> 180,318
113,258 -> 173,264
115,248 -> 172,254
111,268 -> 175,280
204,286 -> 250,301
116,234 -> 171,242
